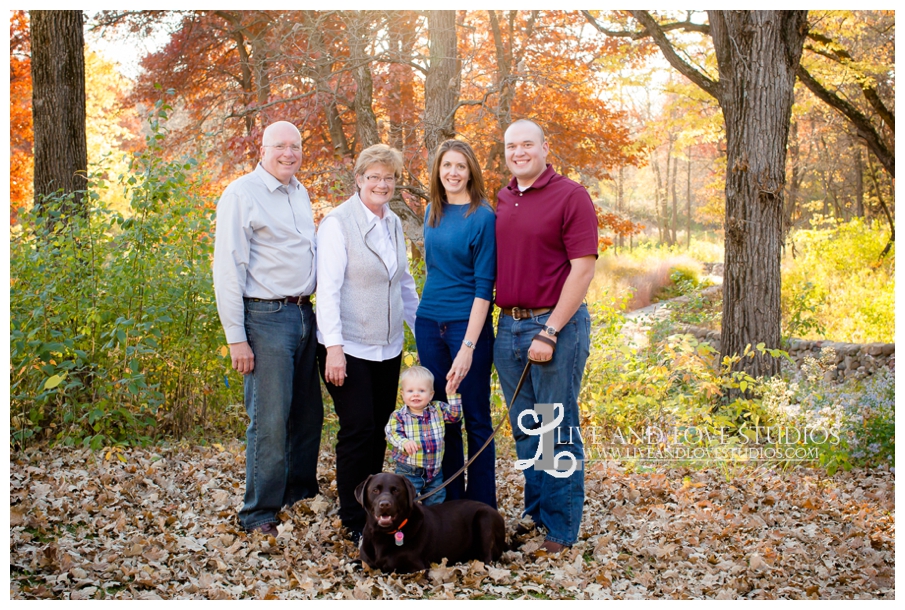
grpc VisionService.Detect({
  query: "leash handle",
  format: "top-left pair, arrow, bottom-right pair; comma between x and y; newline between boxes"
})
415,358 -> 534,502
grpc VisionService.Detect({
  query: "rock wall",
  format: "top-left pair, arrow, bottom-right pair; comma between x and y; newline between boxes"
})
674,325 -> 895,381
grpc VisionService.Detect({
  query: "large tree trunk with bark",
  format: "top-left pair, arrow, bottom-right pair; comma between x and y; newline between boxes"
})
343,11 -> 380,150
709,10 -> 808,378
30,10 -> 88,222
423,10 -> 460,168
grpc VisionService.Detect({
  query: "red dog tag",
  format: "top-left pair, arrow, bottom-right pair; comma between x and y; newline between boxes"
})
394,532 -> 404,546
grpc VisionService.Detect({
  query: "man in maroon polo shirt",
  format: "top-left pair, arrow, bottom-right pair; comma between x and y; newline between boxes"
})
495,119 -> 597,555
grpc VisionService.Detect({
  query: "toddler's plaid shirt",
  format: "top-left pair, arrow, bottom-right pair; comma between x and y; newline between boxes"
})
385,395 -> 462,482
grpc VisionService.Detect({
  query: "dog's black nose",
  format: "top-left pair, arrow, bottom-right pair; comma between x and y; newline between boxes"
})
378,498 -> 392,510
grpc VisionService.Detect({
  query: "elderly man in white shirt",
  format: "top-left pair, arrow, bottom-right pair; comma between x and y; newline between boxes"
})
213,121 -> 323,535
315,143 -> 419,543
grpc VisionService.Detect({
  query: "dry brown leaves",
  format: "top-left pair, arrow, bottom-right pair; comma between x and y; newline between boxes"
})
9,443 -> 894,599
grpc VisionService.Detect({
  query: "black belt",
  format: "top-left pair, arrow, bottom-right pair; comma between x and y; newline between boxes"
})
245,295 -> 311,305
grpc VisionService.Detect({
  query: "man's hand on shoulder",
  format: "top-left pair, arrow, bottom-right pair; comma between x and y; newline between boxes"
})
230,341 -> 255,374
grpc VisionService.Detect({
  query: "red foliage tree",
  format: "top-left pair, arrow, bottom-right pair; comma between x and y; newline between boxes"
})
10,10 -> 33,223
107,9 -> 647,248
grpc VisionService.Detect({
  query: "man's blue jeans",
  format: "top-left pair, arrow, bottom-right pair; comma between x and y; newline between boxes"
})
415,315 -> 497,508
494,304 -> 590,546
394,462 -> 446,506
239,298 -> 323,530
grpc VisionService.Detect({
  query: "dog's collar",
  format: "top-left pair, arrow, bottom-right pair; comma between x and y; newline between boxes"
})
386,518 -> 408,535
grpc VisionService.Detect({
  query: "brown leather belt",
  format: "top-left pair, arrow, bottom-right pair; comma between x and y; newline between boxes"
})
501,306 -> 552,320
246,295 -> 311,305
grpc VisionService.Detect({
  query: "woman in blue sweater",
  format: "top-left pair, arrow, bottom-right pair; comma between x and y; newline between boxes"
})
416,140 -> 497,508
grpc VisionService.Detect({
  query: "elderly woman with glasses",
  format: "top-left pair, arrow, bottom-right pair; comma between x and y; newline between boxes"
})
315,143 -> 419,543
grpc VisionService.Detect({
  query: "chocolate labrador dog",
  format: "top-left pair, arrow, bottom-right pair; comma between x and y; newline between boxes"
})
354,472 -> 506,573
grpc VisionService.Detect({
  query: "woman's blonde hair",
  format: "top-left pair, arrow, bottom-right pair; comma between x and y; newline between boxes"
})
354,143 -> 404,181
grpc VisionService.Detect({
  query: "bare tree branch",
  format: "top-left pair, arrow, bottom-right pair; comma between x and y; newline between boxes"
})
224,91 -> 318,119
626,11 -> 721,101
581,10 -> 710,39
797,64 -> 894,178
804,31 -> 894,133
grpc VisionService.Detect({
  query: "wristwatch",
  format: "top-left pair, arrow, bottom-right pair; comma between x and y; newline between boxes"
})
462,339 -> 476,350
542,325 -> 559,337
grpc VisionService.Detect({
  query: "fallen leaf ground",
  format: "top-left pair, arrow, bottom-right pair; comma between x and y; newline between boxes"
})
9,442 -> 894,599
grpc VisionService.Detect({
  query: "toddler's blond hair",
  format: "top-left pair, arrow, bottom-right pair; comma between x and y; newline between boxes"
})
399,365 -> 434,388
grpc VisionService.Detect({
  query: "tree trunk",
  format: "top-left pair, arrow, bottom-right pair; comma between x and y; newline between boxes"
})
30,10 -> 87,222
485,10 -> 537,183
302,12 -> 351,159
854,142 -> 864,218
388,12 -> 418,157
686,148 -> 692,250
662,137 -> 675,245
617,165 -> 625,248
669,153 -> 679,244
651,151 -> 665,243
343,11 -> 380,150
710,10 -> 808,378
423,10 -> 460,168
866,155 -> 895,259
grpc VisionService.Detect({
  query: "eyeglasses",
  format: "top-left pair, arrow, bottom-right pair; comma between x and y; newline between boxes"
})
264,144 -> 302,152
363,175 -> 396,185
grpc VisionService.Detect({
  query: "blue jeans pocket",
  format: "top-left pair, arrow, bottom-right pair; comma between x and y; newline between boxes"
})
244,299 -> 284,315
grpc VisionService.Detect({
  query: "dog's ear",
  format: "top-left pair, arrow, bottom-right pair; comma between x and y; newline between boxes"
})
354,475 -> 373,508
401,475 -> 416,513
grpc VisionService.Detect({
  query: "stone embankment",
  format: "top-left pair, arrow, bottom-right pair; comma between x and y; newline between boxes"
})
624,283 -> 894,381
676,324 -> 894,380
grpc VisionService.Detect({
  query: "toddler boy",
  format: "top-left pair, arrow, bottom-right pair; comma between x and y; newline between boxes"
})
385,366 -> 462,505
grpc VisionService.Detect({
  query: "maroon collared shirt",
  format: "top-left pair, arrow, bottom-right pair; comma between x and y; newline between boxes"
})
495,164 -> 599,309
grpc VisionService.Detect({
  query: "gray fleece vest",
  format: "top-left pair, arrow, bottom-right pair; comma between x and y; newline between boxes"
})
327,194 -> 408,345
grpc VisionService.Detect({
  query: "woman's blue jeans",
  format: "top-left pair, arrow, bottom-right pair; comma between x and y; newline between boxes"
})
239,298 -> 323,530
494,304 -> 590,546
415,315 -> 497,508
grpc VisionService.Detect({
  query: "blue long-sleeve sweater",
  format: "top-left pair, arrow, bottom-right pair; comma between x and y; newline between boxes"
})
417,202 -> 496,322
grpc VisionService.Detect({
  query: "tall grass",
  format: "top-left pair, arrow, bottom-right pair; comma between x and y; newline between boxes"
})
588,235 -> 723,309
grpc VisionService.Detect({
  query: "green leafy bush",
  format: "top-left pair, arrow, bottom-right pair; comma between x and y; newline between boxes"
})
654,263 -> 704,301
10,101 -> 239,448
783,218 -> 893,343
573,300 -> 893,473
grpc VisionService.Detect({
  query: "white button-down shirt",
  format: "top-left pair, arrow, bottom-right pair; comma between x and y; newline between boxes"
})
213,164 -> 317,344
316,197 -> 418,361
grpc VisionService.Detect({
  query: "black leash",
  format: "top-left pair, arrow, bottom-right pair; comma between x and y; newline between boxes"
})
415,355 -> 540,502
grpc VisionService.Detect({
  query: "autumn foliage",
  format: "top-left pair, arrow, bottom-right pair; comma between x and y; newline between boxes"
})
110,10 -> 644,223
10,10 -> 33,223
9,442 -> 895,599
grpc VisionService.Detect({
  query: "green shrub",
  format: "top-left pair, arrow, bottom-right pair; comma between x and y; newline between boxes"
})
655,262 -> 703,301
10,100 -> 240,449
574,298 -> 893,473
783,218 -> 894,342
